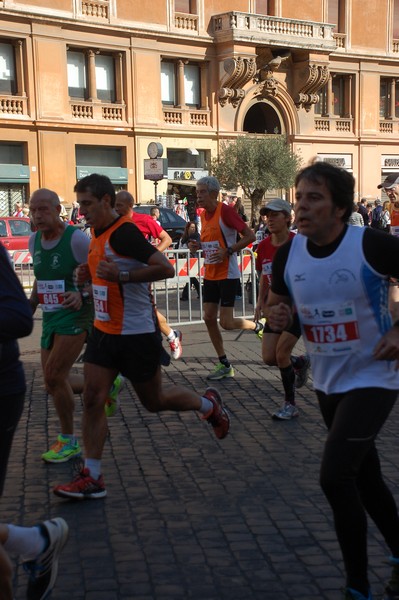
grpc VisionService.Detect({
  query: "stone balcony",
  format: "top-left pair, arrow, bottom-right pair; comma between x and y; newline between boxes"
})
0,95 -> 27,117
314,117 -> 353,134
162,107 -> 210,127
70,101 -> 126,121
212,12 -> 336,52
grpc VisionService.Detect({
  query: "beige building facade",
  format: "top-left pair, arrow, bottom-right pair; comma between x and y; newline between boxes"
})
0,0 -> 398,213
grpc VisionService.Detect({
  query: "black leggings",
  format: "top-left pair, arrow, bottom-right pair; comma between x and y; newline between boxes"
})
317,387 -> 399,592
0,392 -> 25,496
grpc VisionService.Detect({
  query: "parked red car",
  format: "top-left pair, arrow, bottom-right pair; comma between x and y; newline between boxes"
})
0,217 -> 32,253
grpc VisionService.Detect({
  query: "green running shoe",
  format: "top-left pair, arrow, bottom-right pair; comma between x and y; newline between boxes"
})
42,435 -> 81,464
104,374 -> 125,417
207,363 -> 235,381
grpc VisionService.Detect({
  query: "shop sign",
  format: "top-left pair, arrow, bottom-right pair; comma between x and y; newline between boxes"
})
317,154 -> 352,169
168,168 -> 208,181
381,156 -> 399,168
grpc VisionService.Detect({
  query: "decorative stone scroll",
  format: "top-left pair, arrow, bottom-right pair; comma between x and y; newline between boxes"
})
218,57 -> 257,107
294,63 -> 329,111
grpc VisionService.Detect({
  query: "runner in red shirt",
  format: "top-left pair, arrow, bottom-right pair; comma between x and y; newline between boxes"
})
255,198 -> 310,420
115,191 -> 182,361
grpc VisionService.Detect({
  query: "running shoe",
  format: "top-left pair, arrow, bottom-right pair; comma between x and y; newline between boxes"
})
207,363 -> 235,381
53,468 -> 106,500
344,588 -> 373,600
169,330 -> 182,360
104,374 -> 125,417
202,387 -> 230,439
41,435 -> 81,464
24,517 -> 69,600
294,355 -> 311,388
272,403 -> 299,421
254,317 -> 266,340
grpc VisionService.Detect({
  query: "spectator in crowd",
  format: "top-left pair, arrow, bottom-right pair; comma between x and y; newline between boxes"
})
358,198 -> 370,226
179,221 -> 201,301
348,203 -> 364,227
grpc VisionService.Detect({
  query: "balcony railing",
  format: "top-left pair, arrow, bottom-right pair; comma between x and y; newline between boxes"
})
380,121 -> 395,134
333,33 -> 347,49
174,12 -> 198,32
81,0 -> 109,19
163,108 -> 209,127
212,12 -> 336,51
0,95 -> 27,116
392,39 -> 399,53
314,117 -> 353,133
71,101 -> 125,121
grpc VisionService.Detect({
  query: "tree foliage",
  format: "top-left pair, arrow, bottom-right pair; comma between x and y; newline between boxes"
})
211,135 -> 301,223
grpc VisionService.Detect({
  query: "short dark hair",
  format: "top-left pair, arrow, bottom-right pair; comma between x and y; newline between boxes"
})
74,173 -> 116,207
295,162 -> 354,222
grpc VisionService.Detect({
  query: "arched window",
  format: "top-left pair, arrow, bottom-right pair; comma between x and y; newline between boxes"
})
243,103 -> 282,134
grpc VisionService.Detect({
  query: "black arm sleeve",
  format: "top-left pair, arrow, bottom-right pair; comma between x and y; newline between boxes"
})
270,239 -> 293,296
0,244 -> 33,342
109,222 -> 159,263
363,228 -> 399,278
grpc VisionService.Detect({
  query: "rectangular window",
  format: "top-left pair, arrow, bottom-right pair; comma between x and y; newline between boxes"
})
332,76 -> 345,116
161,62 -> 176,105
67,50 -> 87,99
0,43 -> 16,94
95,54 -> 115,103
175,0 -> 192,12
76,146 -> 122,167
315,85 -> 327,116
380,78 -> 399,119
327,0 -> 344,32
184,64 -> 200,106
394,0 -> 399,38
256,0 -> 269,14
380,79 -> 389,119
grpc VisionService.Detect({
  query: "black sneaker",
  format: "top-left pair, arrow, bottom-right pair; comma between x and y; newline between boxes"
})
24,517 -> 69,600
294,355 -> 311,388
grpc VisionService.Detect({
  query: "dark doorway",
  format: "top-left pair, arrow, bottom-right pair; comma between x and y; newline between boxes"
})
243,102 -> 282,134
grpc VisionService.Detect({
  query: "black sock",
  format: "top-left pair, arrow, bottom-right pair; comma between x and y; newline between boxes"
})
219,355 -> 231,368
280,365 -> 295,405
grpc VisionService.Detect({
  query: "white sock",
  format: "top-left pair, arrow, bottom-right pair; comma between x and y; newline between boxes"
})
199,396 -> 213,415
85,458 -> 101,480
4,524 -> 46,561
166,330 -> 175,341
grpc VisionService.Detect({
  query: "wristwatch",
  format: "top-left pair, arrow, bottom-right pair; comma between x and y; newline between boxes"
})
119,270 -> 130,283
227,247 -> 234,256
80,291 -> 91,301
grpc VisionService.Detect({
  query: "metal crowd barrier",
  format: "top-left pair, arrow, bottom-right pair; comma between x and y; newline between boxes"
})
152,247 -> 258,326
12,247 -> 258,327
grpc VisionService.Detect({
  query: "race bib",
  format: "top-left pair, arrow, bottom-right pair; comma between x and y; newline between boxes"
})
299,300 -> 360,356
37,280 -> 65,312
201,241 -> 221,264
93,284 -> 111,322
261,261 -> 272,276
390,225 -> 399,237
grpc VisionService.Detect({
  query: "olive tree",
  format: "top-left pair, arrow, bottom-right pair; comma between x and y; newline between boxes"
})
211,135 -> 301,224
